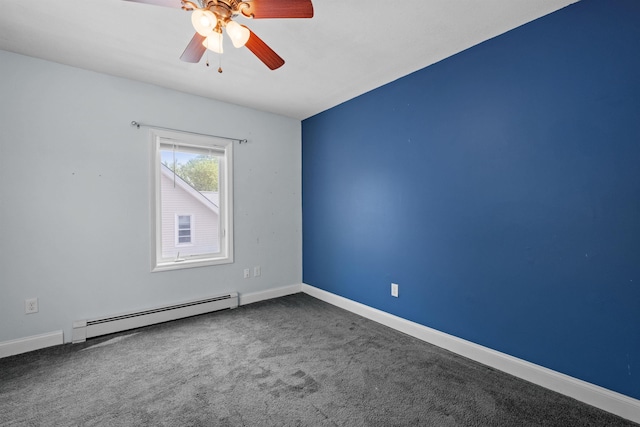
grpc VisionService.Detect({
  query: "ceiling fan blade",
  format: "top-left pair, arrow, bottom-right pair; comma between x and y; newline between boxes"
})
180,33 -> 206,63
244,29 -> 285,70
123,0 -> 182,8
241,0 -> 314,19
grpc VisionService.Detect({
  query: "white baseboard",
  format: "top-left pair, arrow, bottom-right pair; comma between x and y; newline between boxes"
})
0,331 -> 64,359
0,286 -> 302,357
239,284 -> 303,306
301,284 -> 640,424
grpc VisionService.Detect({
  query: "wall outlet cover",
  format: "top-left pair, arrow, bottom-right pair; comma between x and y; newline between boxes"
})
25,298 -> 38,314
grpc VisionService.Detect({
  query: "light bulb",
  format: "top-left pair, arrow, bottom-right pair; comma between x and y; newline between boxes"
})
203,31 -> 224,54
225,20 -> 250,48
191,9 -> 216,37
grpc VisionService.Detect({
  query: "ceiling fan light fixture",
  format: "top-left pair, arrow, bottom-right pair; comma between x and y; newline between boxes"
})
203,31 -> 224,54
225,20 -> 250,48
129,0 -> 314,70
191,9 -> 217,37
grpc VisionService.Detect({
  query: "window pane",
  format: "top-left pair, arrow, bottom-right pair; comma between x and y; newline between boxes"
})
159,147 -> 220,259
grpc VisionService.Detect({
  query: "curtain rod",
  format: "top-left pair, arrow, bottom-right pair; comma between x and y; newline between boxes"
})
130,121 -> 248,144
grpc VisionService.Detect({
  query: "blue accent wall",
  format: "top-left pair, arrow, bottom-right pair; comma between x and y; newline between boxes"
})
302,0 -> 640,399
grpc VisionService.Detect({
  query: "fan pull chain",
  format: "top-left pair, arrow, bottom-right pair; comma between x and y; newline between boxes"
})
218,35 -> 223,73
202,40 -> 221,73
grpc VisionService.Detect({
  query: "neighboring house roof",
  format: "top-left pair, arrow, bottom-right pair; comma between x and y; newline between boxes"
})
161,164 -> 219,214
200,191 -> 220,206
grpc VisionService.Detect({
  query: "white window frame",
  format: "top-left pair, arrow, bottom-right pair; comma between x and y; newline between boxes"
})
175,214 -> 193,246
150,128 -> 234,272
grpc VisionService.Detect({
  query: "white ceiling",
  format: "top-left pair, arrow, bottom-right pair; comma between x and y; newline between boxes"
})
0,0 -> 577,120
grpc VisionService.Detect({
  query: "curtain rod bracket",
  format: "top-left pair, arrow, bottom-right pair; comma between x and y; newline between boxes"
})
130,120 -> 247,144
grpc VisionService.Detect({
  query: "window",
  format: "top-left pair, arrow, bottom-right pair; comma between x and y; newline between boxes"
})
150,128 -> 233,271
176,215 -> 192,245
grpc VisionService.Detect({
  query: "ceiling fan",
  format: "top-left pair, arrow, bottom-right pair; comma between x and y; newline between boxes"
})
126,0 -> 314,70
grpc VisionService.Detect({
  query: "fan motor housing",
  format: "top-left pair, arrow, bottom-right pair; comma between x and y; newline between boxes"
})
202,0 -> 247,17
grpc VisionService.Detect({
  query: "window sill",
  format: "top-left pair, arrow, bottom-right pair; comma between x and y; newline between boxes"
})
152,256 -> 233,272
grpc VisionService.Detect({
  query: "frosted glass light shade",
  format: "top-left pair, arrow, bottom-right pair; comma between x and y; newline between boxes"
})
191,9 -> 217,37
225,20 -> 250,48
203,31 -> 224,54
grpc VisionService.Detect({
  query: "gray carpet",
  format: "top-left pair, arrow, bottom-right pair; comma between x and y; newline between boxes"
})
0,293 -> 636,426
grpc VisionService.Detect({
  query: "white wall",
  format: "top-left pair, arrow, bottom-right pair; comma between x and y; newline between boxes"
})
0,50 -> 302,343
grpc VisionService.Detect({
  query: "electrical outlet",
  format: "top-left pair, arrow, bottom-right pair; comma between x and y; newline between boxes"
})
25,298 -> 38,314
391,283 -> 399,298
254,266 -> 261,277
243,268 -> 251,279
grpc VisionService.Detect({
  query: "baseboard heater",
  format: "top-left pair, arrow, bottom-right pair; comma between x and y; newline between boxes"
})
72,292 -> 238,343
